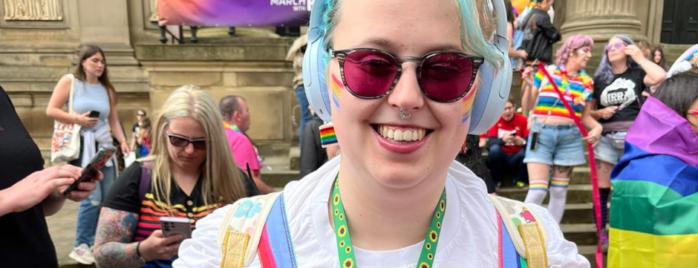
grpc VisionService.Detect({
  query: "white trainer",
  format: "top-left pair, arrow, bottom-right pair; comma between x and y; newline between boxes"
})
68,243 -> 95,265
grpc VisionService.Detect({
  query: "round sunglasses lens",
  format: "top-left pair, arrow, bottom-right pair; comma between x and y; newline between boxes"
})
343,50 -> 398,98
420,54 -> 474,102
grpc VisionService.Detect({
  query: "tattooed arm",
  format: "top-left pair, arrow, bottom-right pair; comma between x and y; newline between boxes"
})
93,207 -> 144,268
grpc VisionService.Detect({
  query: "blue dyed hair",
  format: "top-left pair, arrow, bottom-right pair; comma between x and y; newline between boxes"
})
594,35 -> 640,84
318,0 -> 506,78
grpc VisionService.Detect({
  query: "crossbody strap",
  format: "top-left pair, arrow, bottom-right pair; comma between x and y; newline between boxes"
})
537,63 -> 604,268
139,162 -> 152,202
67,74 -> 76,114
218,192 -> 283,267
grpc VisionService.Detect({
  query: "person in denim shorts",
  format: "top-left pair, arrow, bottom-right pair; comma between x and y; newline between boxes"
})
590,35 -> 667,249
521,35 -> 603,224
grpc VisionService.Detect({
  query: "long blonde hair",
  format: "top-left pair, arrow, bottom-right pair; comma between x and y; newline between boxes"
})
141,85 -> 247,208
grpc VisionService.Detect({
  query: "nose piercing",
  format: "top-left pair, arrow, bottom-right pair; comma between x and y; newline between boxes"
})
399,108 -> 412,120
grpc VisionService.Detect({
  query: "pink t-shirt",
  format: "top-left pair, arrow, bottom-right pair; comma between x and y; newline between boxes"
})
224,128 -> 262,175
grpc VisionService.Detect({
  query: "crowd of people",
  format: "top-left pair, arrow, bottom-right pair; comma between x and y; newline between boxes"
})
0,0 -> 696,267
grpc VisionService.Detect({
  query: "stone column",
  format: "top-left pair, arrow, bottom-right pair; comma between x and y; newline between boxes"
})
560,0 -> 645,42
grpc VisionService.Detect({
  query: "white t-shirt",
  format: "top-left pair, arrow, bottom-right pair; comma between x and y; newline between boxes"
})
174,157 -> 589,268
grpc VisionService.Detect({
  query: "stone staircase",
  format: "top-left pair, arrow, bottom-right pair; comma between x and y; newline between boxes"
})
260,146 -> 602,266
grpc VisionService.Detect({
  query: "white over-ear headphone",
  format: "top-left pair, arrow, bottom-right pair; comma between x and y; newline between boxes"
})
302,0 -> 511,135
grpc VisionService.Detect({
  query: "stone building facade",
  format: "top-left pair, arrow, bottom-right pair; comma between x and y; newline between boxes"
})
0,0 -> 691,163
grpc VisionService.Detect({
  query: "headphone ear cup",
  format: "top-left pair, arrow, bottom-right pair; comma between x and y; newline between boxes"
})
468,53 -> 512,135
302,1 -> 333,123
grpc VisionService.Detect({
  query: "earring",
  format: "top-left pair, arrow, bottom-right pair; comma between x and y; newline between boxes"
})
319,122 -> 338,148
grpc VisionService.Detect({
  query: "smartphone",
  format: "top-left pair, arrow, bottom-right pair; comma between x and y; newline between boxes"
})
530,131 -> 540,151
160,217 -> 192,239
88,111 -> 100,118
62,146 -> 116,196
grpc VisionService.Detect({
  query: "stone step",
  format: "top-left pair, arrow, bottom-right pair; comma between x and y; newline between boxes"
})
561,223 -> 598,246
496,185 -> 594,204
289,146 -> 300,171
261,155 -> 300,188
559,203 -> 596,224
578,245 -> 605,268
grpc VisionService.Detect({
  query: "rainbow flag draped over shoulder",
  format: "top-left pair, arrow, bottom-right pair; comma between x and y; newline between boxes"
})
609,97 -> 698,268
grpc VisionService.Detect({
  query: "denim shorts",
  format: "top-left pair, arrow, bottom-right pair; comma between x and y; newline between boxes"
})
524,121 -> 587,166
593,136 -> 624,165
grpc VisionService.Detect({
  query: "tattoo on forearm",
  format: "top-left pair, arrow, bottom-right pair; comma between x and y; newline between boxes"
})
94,207 -> 143,268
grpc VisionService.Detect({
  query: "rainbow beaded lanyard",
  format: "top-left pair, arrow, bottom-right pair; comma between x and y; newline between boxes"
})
331,177 -> 446,268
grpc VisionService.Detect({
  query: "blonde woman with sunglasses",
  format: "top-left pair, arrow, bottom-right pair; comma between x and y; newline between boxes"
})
93,86 -> 257,268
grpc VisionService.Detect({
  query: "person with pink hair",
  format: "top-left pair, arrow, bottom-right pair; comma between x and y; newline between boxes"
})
521,34 -> 603,224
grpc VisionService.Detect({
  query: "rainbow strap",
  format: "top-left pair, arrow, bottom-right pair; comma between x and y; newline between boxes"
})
257,195 -> 297,268
319,122 -> 338,148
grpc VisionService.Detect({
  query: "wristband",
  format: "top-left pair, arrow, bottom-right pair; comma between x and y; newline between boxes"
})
136,241 -> 146,263
136,241 -> 142,257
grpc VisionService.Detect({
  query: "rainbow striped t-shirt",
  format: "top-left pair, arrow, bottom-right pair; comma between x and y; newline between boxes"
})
532,65 -> 593,120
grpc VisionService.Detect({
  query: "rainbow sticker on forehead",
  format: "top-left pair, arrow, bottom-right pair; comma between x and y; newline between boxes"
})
461,89 -> 477,124
331,74 -> 343,110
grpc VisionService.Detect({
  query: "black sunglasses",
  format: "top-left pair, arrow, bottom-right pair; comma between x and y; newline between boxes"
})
331,48 -> 484,103
167,134 -> 206,150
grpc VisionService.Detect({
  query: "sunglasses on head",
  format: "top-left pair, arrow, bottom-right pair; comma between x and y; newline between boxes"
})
331,48 -> 484,103
167,134 -> 206,150
605,43 -> 625,52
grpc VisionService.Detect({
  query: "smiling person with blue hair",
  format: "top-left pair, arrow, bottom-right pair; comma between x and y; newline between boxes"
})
174,0 -> 589,267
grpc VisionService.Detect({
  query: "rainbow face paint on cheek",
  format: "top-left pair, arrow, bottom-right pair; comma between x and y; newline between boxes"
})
331,74 -> 343,110
461,89 -> 477,124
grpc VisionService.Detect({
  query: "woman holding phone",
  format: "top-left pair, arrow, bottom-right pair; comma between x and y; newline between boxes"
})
46,44 -> 130,265
93,86 -> 257,268
0,85 -> 102,267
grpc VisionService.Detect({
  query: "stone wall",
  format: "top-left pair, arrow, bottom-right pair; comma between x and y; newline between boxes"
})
1,0 -> 673,163
135,39 -> 299,155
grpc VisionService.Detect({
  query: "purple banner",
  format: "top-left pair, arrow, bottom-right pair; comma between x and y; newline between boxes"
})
159,0 -> 312,27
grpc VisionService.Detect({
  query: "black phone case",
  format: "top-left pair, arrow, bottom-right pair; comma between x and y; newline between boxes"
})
62,147 -> 116,195
88,111 -> 100,118
530,131 -> 540,151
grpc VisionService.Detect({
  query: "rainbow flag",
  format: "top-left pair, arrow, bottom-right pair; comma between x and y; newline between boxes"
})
608,97 -> 698,268
158,0 -> 310,27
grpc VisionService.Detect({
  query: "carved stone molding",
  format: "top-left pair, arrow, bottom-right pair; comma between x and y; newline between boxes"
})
3,0 -> 62,21
149,0 -> 157,22
560,0 -> 643,41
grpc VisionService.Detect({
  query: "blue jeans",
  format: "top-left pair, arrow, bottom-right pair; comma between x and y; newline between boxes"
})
294,86 -> 312,146
69,139 -> 117,247
486,144 -> 528,184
